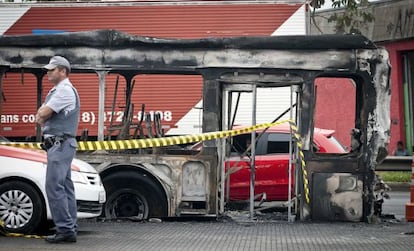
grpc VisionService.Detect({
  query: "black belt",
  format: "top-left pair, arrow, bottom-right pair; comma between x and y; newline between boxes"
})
41,135 -> 73,151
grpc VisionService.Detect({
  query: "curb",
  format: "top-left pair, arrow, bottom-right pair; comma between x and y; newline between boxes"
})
387,182 -> 411,191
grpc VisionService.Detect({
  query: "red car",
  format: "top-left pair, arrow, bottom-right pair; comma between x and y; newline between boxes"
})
225,123 -> 346,202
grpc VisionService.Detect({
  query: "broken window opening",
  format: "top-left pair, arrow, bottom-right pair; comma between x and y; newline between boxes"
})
314,77 -> 357,155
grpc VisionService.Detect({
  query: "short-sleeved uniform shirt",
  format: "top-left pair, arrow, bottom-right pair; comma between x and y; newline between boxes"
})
45,78 -> 76,115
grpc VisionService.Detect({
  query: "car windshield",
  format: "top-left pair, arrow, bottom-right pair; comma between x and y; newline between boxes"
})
0,135 -> 10,142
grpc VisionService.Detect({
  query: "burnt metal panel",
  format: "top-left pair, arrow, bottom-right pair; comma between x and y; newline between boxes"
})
0,30 -> 369,74
307,158 -> 359,174
312,173 -> 363,222
0,29 -> 377,49
182,161 -> 207,200
356,48 -> 391,221
0,30 -> 391,222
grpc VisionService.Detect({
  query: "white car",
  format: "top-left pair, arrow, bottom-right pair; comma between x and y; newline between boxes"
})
0,145 -> 106,233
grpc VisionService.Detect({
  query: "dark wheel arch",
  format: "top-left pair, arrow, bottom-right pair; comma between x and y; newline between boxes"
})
101,170 -> 168,220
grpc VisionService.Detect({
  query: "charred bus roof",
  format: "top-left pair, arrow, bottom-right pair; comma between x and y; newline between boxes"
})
0,29 -> 379,75
0,29 -> 376,49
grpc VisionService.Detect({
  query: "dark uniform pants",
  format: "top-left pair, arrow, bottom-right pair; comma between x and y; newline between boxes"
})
45,137 -> 78,235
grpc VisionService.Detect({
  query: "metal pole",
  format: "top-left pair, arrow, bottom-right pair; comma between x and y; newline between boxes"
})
219,91 -> 229,215
403,55 -> 413,154
96,71 -> 107,142
288,85 -> 294,222
294,85 -> 305,220
305,0 -> 311,35
293,87 -> 300,217
249,84 -> 257,220
219,137 -> 226,215
226,92 -> 233,205
0,69 -> 4,128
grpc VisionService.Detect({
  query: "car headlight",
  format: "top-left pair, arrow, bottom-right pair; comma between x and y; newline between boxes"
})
71,171 -> 89,184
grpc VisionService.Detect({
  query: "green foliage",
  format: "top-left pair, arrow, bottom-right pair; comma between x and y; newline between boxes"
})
310,0 -> 375,35
376,171 -> 411,183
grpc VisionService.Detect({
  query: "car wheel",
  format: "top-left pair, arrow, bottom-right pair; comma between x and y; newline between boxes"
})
0,180 -> 45,233
102,171 -> 168,220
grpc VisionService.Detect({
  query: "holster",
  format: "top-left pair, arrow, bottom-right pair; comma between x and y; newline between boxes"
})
41,136 -> 65,151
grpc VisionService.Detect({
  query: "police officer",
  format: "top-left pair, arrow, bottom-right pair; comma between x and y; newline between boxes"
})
36,56 -> 80,243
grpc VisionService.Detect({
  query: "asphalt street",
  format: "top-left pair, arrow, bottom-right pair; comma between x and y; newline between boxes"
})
1,190 -> 413,251
1,219 -> 414,251
382,190 -> 410,220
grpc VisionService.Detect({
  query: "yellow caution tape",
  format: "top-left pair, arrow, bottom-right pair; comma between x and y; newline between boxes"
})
0,220 -> 45,239
1,120 -> 291,151
289,122 -> 310,204
0,119 -> 310,205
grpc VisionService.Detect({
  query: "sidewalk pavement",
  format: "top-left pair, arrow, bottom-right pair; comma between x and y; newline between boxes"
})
1,220 -> 414,251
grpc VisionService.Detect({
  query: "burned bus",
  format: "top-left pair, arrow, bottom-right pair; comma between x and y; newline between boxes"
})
0,30 -> 390,222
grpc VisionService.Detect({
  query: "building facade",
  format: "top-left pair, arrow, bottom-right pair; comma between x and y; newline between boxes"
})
311,0 -> 414,155
0,0 -> 309,140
